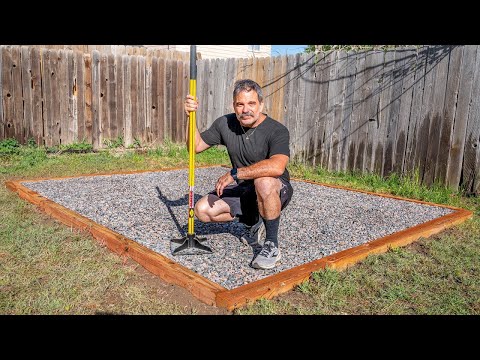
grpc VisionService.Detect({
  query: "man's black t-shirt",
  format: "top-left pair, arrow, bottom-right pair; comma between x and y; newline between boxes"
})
200,113 -> 291,183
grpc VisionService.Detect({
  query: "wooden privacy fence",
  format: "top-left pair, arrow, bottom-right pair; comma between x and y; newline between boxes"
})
1,45 -> 480,193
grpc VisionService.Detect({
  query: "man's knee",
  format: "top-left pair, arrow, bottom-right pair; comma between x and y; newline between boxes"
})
254,177 -> 280,199
194,198 -> 212,222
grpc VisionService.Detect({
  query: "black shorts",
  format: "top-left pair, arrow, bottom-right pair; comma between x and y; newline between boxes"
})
208,178 -> 294,226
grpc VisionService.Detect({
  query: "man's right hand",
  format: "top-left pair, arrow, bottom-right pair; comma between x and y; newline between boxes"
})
184,94 -> 199,116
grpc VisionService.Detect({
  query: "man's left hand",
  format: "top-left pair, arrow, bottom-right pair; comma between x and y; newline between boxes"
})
216,171 -> 234,197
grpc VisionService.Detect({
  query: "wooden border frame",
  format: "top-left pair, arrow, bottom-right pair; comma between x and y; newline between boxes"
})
5,167 -> 473,311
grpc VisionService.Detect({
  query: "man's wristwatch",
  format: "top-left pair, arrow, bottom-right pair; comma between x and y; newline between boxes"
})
230,168 -> 238,182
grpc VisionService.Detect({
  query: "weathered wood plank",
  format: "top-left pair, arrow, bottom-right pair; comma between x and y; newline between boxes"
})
66,50 -> 77,143
107,53 -> 118,142
175,60 -> 185,142
364,51 -> 384,173
196,58 -> 206,132
383,49 -> 408,177
164,58 -> 172,141
10,46 -> 24,143
436,46 -> 462,184
123,55 -> 132,147
91,51 -> 101,149
324,51 -> 340,170
293,53 -> 308,163
422,45 -> 451,185
83,54 -> 93,145
213,59 -> 226,122
311,52 -> 329,167
338,51 -> 357,171
170,59 -> 178,142
463,45 -> 480,193
130,55 -> 138,145
137,56 -> 146,144
404,46 -> 428,175
145,53 -> 153,144
57,50 -> 69,144
224,57 -> 236,116
374,51 -> 395,175
115,54 -> 124,145
393,49 -> 417,175
446,45 -> 478,190
20,46 -> 33,143
30,47 -> 44,145
157,57 -> 166,142
284,54 -> 300,161
414,46 -> 437,182
99,53 -> 108,145
2,47 -> 16,140
350,50 -> 368,172
75,52 -> 85,143
302,54 -> 321,166
206,59 -> 216,129
150,56 -> 159,144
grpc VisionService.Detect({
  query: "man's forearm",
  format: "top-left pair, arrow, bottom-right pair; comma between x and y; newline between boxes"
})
185,117 -> 202,152
236,157 -> 287,180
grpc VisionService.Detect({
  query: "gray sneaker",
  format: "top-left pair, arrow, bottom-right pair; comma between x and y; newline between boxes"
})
251,241 -> 281,269
240,219 -> 265,247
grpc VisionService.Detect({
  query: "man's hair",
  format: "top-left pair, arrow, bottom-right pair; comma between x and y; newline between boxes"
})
233,79 -> 263,103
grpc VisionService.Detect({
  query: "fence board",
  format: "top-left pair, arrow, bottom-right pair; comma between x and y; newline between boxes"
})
170,59 -> 178,142
383,49 -> 407,177
285,54 -> 300,161
363,50 -> 383,173
123,55 -> 132,147
312,52 -> 331,167
164,58 -> 173,141
339,51 -> 357,171
66,50 -> 77,143
150,56 -> 159,144
206,59 -> 215,129
175,61 -> 185,142
303,54 -> 321,165
436,46 -> 462,184
91,51 -> 101,149
76,52 -> 85,142
224,57 -> 236,116
404,46 -> 428,175
130,55 -> 139,145
414,46 -> 437,181
99,53 -> 109,145
20,46 -> 33,143
446,45 -> 478,189
107,53 -> 118,141
213,59 -> 226,123
115,54 -> 124,144
423,46 -> 451,185
84,54 -> 93,144
57,50 -> 68,144
145,56 -> 152,143
293,53 -> 308,163
374,51 -> 395,175
11,46 -> 23,143
30,47 -> 44,145
158,57 -> 166,141
196,57 -> 206,132
137,56 -> 146,144
2,47 -> 16,140
463,46 -> 480,193
350,50 -> 368,172
394,49 -> 417,175
329,51 -> 348,171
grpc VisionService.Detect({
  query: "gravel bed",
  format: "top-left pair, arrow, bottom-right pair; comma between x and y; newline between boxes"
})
23,166 -> 454,290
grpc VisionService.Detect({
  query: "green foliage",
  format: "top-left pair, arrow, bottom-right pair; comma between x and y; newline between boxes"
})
0,138 -> 20,155
46,141 -> 94,154
103,136 -> 124,149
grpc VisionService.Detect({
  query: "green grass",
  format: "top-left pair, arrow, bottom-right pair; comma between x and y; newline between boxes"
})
1,139 -> 478,314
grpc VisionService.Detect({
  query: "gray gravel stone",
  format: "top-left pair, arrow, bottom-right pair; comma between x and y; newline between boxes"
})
23,166 -> 453,290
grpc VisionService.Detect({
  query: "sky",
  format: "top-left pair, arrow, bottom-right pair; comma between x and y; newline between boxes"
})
270,45 -> 308,56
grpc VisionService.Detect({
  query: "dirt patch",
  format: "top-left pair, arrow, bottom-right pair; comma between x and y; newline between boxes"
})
120,257 -> 231,315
